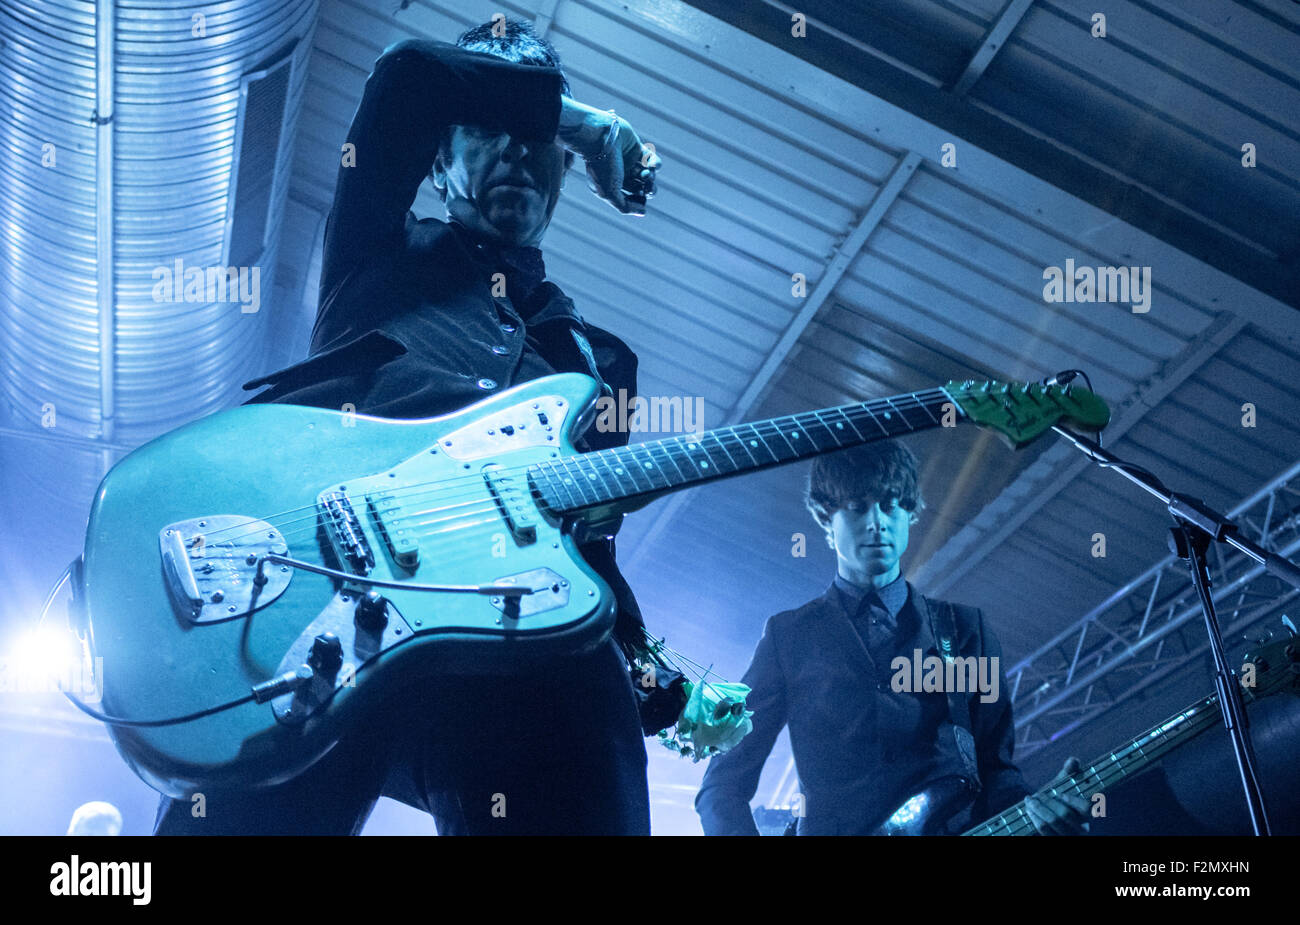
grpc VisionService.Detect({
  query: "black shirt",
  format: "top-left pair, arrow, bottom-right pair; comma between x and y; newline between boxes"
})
240,39 -> 645,643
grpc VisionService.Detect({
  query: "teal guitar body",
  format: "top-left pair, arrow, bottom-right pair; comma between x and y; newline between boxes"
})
82,374 -> 616,797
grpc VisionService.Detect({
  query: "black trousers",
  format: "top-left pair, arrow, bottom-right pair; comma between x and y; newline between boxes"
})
153,639 -> 650,835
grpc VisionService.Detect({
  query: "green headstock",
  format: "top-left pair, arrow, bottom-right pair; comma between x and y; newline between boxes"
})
944,378 -> 1110,449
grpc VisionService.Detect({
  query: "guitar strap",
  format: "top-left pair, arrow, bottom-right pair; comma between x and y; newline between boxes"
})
916,594 -> 983,794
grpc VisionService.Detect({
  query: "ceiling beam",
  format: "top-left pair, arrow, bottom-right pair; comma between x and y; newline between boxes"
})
952,0 -> 1035,97
623,152 -> 921,571
913,310 -> 1250,594
676,0 -> 1299,312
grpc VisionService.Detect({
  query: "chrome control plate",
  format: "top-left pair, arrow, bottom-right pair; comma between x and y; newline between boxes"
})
159,516 -> 292,623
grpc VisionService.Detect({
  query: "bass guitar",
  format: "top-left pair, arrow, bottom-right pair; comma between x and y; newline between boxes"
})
866,629 -> 1299,835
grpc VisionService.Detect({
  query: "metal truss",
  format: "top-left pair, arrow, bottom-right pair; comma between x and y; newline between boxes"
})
1008,459 -> 1300,757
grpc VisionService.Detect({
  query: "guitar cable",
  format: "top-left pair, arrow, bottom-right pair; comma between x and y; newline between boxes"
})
36,559 -> 379,728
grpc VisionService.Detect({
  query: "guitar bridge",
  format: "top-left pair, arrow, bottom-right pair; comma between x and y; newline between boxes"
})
318,489 -> 374,575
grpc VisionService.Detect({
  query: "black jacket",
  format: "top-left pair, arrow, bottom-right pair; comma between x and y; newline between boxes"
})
695,582 -> 1029,835
241,39 -> 647,646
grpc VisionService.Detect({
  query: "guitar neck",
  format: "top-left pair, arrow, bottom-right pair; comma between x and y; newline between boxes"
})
530,387 -> 957,515
965,689 -> 1238,836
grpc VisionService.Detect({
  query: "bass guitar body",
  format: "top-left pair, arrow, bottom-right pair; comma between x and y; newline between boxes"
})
82,374 -> 615,797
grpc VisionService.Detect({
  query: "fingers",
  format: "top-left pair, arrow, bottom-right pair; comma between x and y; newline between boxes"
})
1025,793 -> 1091,836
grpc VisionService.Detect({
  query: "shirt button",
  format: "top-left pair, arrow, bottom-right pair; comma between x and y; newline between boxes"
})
477,378 -> 497,390
491,344 -> 509,356
501,322 -> 517,334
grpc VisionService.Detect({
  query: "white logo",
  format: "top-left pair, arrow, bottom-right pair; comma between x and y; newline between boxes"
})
1042,259 -> 1151,313
50,856 -> 151,905
890,649 -> 1000,703
151,258 -> 261,313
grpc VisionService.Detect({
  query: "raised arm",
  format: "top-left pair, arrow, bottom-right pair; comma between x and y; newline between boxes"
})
320,39 -> 564,300
695,619 -> 789,836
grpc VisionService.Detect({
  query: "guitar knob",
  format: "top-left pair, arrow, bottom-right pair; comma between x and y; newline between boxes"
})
355,590 -> 388,630
307,632 -> 343,675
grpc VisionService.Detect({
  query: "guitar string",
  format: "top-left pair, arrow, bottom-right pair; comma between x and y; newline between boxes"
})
971,703 -> 1221,835
187,377 -> 1088,554
177,390 -> 954,552
185,388 -> 952,546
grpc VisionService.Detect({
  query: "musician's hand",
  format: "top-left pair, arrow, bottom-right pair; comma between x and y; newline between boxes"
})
1023,757 -> 1092,836
582,113 -> 660,216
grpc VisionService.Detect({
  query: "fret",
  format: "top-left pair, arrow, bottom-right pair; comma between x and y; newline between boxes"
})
648,439 -> 687,484
704,430 -> 739,473
754,419 -> 799,461
541,387 -> 967,514
630,443 -> 671,491
829,406 -> 866,441
610,446 -> 652,494
742,423 -> 782,464
914,392 -> 942,425
774,418 -> 804,457
806,409 -> 845,449
879,395 -> 918,433
675,437 -> 711,479
558,457 -> 594,508
590,446 -> 624,498
723,426 -> 762,467
572,453 -> 614,504
544,460 -> 578,510
853,402 -> 892,437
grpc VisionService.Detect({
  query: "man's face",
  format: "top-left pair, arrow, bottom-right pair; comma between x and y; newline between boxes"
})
433,124 -> 567,247
828,495 -> 913,586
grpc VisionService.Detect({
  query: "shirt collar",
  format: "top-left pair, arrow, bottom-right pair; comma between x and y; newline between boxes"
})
449,220 -> 548,311
833,572 -> 909,619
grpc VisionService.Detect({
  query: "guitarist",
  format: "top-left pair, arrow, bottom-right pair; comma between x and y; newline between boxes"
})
694,442 -> 1091,835
154,18 -> 662,835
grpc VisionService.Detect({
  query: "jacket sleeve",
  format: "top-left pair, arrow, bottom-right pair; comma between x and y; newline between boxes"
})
318,39 -> 563,323
694,617 -> 789,835
969,611 -> 1030,822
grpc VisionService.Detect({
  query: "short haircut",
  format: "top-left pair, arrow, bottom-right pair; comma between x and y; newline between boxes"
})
433,18 -> 576,198
805,442 -> 925,531
456,19 -> 570,95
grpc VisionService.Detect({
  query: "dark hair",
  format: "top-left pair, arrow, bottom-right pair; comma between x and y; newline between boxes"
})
805,442 -> 925,531
456,18 -> 571,95
433,18 -> 576,197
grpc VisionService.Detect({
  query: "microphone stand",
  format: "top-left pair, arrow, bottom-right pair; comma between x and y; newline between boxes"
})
1050,423 -> 1300,836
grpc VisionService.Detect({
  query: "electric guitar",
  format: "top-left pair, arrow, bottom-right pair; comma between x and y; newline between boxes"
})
866,629 -> 1299,835
76,373 -> 1107,795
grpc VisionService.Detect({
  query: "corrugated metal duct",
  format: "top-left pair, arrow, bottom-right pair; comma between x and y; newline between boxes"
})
0,0 -> 318,445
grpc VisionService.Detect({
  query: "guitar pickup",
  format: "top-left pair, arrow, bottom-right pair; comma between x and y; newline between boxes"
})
482,464 -> 538,544
365,491 -> 420,571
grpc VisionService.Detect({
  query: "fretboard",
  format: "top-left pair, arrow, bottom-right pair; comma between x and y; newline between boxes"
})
529,387 -> 956,514
965,692 -> 1226,836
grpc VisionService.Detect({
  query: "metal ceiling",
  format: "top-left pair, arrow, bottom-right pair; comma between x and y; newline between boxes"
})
0,0 -> 1295,834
